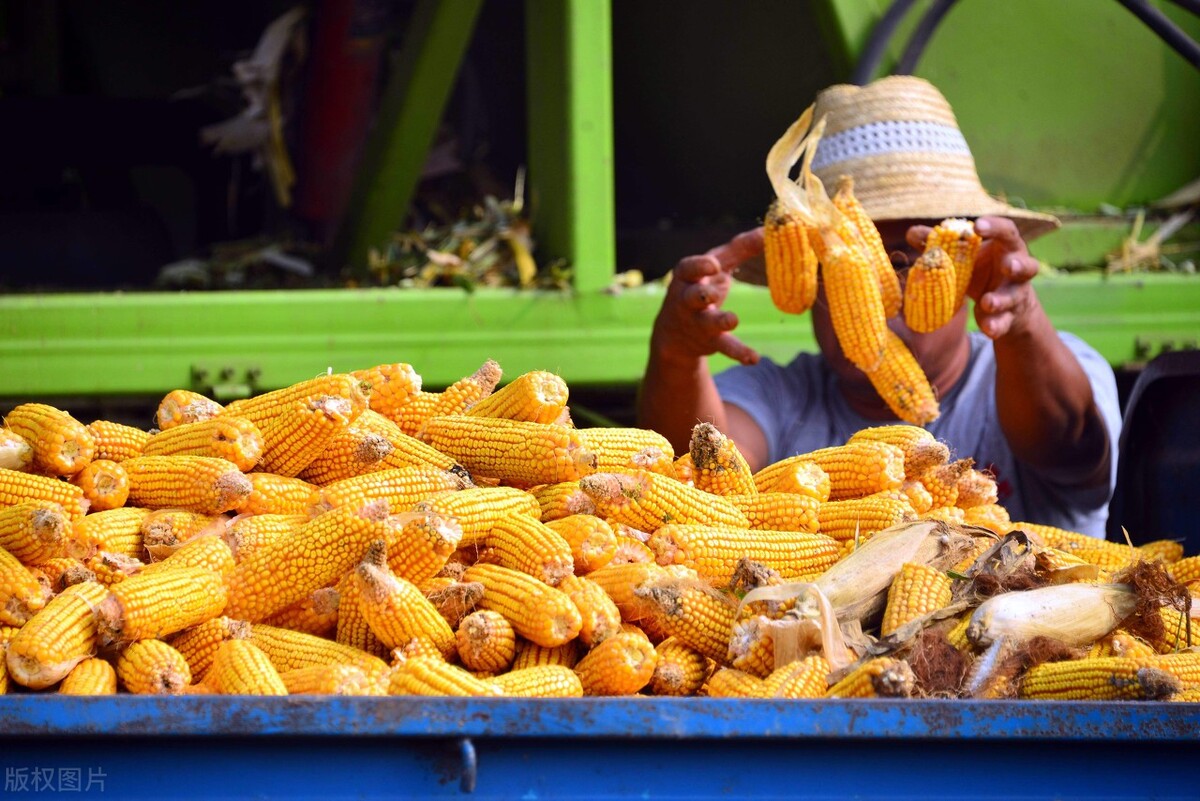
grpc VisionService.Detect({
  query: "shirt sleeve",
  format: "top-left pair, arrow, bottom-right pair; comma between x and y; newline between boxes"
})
713,357 -> 814,465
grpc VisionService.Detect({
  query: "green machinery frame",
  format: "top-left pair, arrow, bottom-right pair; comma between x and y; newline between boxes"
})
1,0 -> 1198,402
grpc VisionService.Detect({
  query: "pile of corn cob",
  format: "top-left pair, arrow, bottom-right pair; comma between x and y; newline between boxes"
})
0,361 -> 1195,701
762,109 -> 983,426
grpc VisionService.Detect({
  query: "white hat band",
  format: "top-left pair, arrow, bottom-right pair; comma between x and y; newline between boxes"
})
811,120 -> 973,173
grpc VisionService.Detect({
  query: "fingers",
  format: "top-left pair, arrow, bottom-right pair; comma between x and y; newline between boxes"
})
973,216 -> 1024,249
674,254 -> 722,284
715,331 -> 760,366
707,228 -> 765,274
906,225 -> 932,250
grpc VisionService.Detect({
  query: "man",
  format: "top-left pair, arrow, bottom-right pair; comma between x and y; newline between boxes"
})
637,76 -> 1120,538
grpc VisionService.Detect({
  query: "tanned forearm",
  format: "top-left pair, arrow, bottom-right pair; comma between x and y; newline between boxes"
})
636,352 -> 727,457
991,295 -> 1110,486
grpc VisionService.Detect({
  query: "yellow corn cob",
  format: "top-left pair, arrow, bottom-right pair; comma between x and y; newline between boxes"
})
421,416 -> 597,486
625,446 -> 678,479
225,501 -> 391,622
580,471 -> 748,532
611,536 -> 655,565
222,373 -> 369,427
166,616 -> 251,682
141,535 -> 235,579
418,486 -> 540,547
673,452 -> 695,485
223,514 -> 305,564
480,513 -> 575,585
238,473 -> 322,516
575,627 -> 657,695
647,524 -> 838,583
576,427 -> 675,474
962,503 -> 1011,535
829,175 -> 900,314
462,563 -> 581,647
925,218 -> 981,310
141,509 -> 226,560
455,609 -> 517,672
762,199 -> 820,314
544,514 -> 616,575
510,639 -> 581,671
950,535 -> 995,574
531,482 -> 597,522
647,636 -> 710,696
59,656 -> 118,695
388,656 -> 501,696
750,459 -> 830,502
116,639 -> 192,694
68,507 -> 151,560
880,562 -> 954,637
1144,606 -> 1196,654
87,420 -> 150,462
1020,656 -> 1179,701
465,370 -> 569,424
83,551 -> 143,586
281,663 -> 374,695
918,459 -> 972,508
902,246 -> 957,332
818,497 -> 917,543
124,455 -> 251,514
558,574 -> 622,646
3,403 -> 96,476
865,330 -> 941,425
633,578 -> 736,663
822,242 -> 890,371
434,360 -> 505,414
394,392 -> 439,437
297,428 -> 392,485
1138,540 -> 1185,565
0,502 -> 70,564
728,492 -> 821,533
96,564 -> 227,645
1146,652 -> 1200,690
763,655 -> 832,698
385,506 -> 461,585
846,425 -> 949,477
1018,522 -> 1140,572
334,572 -> 391,658
355,540 -> 457,658
0,427 -> 34,472
0,467 -> 88,523
586,562 -> 690,625
945,615 -> 974,652
31,557 -> 94,593
727,616 -> 777,677
250,622 -> 390,681
143,416 -> 264,473
318,465 -> 471,515
826,657 -> 915,698
766,442 -> 905,502
1169,556 -> 1200,585
954,467 -> 999,509
206,639 -> 288,695
1089,630 -> 1159,660
157,389 -> 223,430
68,459 -> 129,512
922,505 -> 966,525
393,635 -> 448,665
348,409 -> 460,472
492,665 -> 583,697
258,394 -> 361,478
351,362 -> 422,421
897,481 -> 935,514
0,544 -> 47,625
423,579 -> 485,630
5,581 -> 106,688
686,422 -> 756,496
703,667 -> 766,698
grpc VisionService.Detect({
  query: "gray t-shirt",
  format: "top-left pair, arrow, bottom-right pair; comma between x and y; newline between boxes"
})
714,331 -> 1121,537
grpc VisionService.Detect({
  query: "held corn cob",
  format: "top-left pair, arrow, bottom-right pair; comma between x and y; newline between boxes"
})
902,247 -> 957,333
762,199 -> 820,314
832,175 -> 902,317
864,330 -> 941,426
3,403 -> 96,476
822,241 -> 890,372
924,218 -> 982,311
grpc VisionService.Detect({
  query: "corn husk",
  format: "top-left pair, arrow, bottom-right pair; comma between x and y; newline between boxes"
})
966,583 -> 1137,649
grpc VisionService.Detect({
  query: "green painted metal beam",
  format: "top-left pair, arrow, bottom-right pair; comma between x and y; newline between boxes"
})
1,274 -> 1197,403
525,0 -> 616,293
334,0 -> 483,277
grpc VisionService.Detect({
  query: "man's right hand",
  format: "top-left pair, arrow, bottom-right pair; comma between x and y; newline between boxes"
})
649,228 -> 765,367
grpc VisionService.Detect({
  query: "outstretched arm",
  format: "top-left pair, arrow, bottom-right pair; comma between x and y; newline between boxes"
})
913,217 -> 1111,486
636,229 -> 770,463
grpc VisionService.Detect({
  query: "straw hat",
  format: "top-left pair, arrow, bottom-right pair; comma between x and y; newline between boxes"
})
806,75 -> 1059,241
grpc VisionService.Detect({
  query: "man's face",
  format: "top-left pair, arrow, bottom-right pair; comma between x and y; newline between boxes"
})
811,219 -> 970,399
